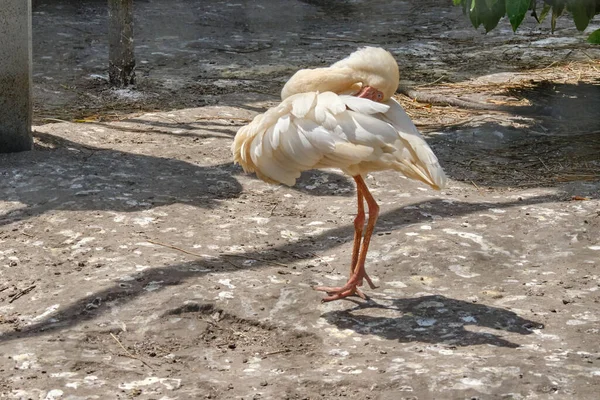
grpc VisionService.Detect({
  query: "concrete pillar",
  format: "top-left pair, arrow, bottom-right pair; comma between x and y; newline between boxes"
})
108,0 -> 135,86
0,0 -> 33,153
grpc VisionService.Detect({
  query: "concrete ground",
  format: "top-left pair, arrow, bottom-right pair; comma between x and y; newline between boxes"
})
1,102 -> 599,399
1,0 -> 600,399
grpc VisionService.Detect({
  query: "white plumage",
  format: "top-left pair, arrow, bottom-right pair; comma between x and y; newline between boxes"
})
233,92 -> 445,189
232,47 -> 446,302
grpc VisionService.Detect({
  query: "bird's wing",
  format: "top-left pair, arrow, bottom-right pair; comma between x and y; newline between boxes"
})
232,92 -> 446,189
233,92 -> 375,185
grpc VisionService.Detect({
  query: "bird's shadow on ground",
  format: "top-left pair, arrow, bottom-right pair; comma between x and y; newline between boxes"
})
321,294 -> 543,348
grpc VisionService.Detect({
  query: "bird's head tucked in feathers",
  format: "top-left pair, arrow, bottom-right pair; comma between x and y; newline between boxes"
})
281,47 -> 400,101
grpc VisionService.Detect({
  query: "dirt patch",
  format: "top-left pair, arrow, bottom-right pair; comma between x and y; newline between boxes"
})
90,302 -> 320,398
139,302 -> 318,360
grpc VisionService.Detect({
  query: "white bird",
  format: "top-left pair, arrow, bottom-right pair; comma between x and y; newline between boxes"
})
232,47 -> 446,301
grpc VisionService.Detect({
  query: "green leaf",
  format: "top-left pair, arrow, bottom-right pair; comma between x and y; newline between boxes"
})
454,0 -> 600,36
588,28 -> 600,44
537,3 -> 551,23
468,0 -> 482,28
506,0 -> 530,31
568,0 -> 596,31
482,0 -> 506,32
551,2 -> 565,33
486,0 -> 499,9
466,0 -> 507,32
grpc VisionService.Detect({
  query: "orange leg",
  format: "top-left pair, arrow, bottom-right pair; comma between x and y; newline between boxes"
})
350,186 -> 365,276
315,175 -> 379,301
353,175 -> 379,290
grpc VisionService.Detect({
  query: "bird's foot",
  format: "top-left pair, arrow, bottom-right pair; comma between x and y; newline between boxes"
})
314,271 -> 378,302
314,283 -> 366,302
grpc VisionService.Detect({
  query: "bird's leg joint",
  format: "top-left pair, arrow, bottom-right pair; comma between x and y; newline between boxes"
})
353,212 -> 366,231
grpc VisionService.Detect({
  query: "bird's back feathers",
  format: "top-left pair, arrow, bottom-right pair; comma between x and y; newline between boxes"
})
232,91 -> 446,189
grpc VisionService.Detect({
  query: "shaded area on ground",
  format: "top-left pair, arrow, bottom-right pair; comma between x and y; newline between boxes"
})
0,131 -> 355,227
322,295 -> 543,348
0,191 -> 565,343
404,78 -> 600,188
